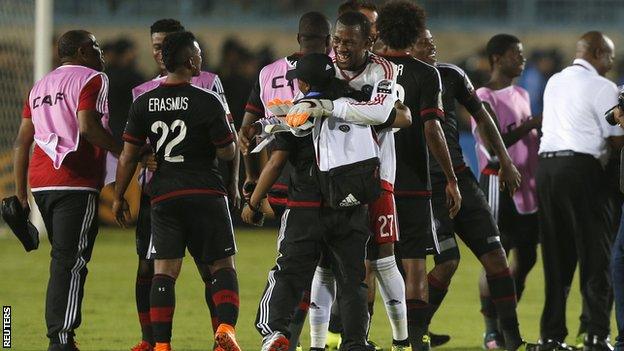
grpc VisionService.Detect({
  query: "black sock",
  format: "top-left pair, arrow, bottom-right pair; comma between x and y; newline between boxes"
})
204,281 -> 219,332
393,338 -> 410,347
427,273 -> 449,323
211,267 -> 239,327
480,296 -> 498,334
406,299 -> 431,350
136,275 -> 153,344
328,303 -> 343,334
487,268 -> 521,349
150,274 -> 176,343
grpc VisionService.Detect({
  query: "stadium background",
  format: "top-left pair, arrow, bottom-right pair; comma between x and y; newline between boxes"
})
0,0 -> 621,349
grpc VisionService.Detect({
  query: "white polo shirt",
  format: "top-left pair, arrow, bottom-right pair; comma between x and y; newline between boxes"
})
540,58 -> 624,159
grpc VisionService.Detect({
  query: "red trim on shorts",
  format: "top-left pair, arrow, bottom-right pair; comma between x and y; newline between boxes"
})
150,189 -> 227,204
487,268 -> 511,279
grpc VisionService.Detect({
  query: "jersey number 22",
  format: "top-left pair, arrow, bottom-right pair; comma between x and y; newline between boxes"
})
151,120 -> 187,163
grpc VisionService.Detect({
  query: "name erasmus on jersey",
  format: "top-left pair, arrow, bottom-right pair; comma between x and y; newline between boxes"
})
148,96 -> 189,112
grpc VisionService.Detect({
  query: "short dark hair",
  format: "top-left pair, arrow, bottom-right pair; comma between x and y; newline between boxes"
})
299,11 -> 330,37
57,30 -> 92,59
150,18 -> 185,35
336,11 -> 371,40
338,0 -> 377,16
486,34 -> 521,66
378,0 -> 426,50
162,31 -> 196,72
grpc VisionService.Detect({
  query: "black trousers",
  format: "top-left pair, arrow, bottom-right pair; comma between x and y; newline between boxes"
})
537,155 -> 613,340
255,206 -> 370,349
33,191 -> 99,345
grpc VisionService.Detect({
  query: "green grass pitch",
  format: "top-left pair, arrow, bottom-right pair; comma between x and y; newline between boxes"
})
0,227 -> 614,350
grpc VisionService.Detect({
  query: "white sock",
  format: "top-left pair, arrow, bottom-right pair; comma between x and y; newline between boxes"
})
371,256 -> 408,342
309,266 -> 336,348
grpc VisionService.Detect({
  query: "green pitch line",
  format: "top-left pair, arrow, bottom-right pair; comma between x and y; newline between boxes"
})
0,227 -> 614,350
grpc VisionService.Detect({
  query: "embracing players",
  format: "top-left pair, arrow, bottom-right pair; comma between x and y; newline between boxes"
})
114,31 -> 240,351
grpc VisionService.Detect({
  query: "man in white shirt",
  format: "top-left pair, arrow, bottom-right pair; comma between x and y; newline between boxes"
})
538,31 -> 624,351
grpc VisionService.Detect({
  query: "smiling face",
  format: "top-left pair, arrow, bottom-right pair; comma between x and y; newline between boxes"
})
151,32 -> 168,72
497,42 -> 526,78
412,29 -> 436,65
332,22 -> 370,70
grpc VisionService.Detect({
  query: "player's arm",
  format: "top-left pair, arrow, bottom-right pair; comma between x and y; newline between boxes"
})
78,110 -> 122,155
113,141 -> 142,227
455,70 -> 520,194
421,68 -> 461,217
239,77 -> 265,199
13,113 -> 34,209
472,106 -> 521,194
77,74 -> 122,155
482,101 -> 540,148
216,142 -> 236,161
241,150 -> 289,225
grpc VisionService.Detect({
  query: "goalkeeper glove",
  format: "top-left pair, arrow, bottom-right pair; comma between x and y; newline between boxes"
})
266,98 -> 293,118
286,99 -> 333,127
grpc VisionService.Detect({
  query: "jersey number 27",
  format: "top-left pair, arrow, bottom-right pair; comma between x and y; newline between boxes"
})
151,120 -> 187,163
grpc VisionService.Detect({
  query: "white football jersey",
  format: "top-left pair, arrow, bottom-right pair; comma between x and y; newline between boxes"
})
333,53 -> 398,188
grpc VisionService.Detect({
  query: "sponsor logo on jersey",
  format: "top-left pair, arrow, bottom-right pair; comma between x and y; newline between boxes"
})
339,125 -> 350,133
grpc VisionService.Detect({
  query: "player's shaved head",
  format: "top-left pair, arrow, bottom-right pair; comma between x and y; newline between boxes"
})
162,31 -> 198,73
297,11 -> 332,54
576,31 -> 615,76
58,30 -> 92,59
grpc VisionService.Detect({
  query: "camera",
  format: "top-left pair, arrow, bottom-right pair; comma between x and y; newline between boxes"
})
605,89 -> 624,125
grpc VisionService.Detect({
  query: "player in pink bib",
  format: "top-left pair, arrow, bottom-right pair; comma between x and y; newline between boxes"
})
472,34 -> 542,350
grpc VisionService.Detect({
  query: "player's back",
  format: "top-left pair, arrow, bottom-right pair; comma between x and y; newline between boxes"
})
125,81 -> 234,203
382,54 -> 443,195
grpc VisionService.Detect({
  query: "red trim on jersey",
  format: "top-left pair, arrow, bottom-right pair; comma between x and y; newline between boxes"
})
22,99 -> 31,118
150,188 -> 227,204
160,81 -> 190,87
122,133 -> 145,145
213,133 -> 234,147
370,55 -> 393,79
378,52 -> 410,58
394,190 -> 432,197
420,108 -> 444,118
481,167 -> 499,176
268,195 -> 287,206
77,74 -> 103,111
245,103 -> 263,114
286,200 -> 322,208
271,183 -> 288,191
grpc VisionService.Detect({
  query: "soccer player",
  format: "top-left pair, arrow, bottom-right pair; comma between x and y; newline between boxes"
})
252,49 -> 410,351
239,12 -> 332,351
376,3 -> 467,350
13,30 -> 122,351
474,34 -> 541,349
128,19 -> 239,351
113,31 -> 240,351
402,18 -> 534,351
303,11 -> 430,351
